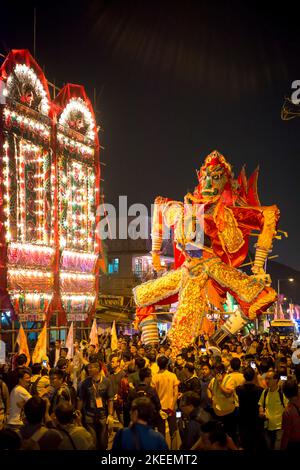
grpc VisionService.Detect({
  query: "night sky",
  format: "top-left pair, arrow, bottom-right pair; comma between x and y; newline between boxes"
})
1,1 -> 300,271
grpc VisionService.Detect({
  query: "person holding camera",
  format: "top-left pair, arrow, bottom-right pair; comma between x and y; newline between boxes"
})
55,402 -> 95,450
258,370 -> 288,450
112,397 -> 168,451
77,361 -> 114,450
207,363 -> 236,441
179,391 -> 211,450
18,396 -> 62,450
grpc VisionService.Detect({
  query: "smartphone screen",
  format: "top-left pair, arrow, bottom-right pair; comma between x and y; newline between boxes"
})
280,376 -> 287,381
176,411 -> 181,418
250,362 -> 256,369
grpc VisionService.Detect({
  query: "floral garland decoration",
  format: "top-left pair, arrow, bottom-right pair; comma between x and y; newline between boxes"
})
59,97 -> 95,141
4,63 -> 50,116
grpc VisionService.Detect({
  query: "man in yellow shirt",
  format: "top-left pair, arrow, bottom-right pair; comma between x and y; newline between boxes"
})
152,356 -> 179,444
259,370 -> 288,450
207,364 -> 236,441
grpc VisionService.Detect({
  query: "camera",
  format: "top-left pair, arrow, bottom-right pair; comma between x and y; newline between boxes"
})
176,411 -> 182,418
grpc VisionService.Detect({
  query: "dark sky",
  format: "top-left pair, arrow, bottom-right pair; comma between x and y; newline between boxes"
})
1,0 -> 300,270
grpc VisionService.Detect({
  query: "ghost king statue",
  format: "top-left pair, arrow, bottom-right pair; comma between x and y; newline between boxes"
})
133,150 -> 279,354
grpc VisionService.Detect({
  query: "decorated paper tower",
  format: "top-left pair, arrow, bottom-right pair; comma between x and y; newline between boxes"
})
0,50 -> 101,325
0,50 -> 55,322
54,85 -> 100,323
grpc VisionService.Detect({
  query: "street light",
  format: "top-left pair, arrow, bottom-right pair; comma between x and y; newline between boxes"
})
277,278 -> 294,296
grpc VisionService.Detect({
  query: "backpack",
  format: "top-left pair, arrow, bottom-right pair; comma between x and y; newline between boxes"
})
133,386 -> 159,423
30,377 -> 42,396
136,387 -> 153,400
20,426 -> 49,450
56,427 -> 77,450
262,387 -> 285,410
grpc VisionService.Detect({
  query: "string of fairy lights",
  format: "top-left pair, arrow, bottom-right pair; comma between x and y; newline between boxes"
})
1,60 -> 99,318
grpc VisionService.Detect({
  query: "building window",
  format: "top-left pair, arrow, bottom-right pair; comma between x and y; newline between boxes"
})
134,257 -> 143,277
108,258 -> 119,274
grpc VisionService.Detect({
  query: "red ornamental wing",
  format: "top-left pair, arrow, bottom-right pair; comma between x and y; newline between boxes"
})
247,166 -> 260,207
237,165 -> 248,200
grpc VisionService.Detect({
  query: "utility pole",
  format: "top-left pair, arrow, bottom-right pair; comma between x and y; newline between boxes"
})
33,8 -> 37,58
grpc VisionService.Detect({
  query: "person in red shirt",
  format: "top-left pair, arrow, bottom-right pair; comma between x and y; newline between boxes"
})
281,377 -> 300,450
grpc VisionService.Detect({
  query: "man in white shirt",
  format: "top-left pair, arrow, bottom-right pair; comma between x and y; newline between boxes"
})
226,358 -> 245,404
7,367 -> 32,430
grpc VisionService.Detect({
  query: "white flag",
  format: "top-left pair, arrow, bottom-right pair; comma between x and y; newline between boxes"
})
66,322 -> 74,359
89,318 -> 99,347
111,320 -> 118,352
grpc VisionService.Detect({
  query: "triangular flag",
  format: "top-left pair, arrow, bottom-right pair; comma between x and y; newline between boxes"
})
111,320 -> 118,352
279,303 -> 285,319
16,323 -> 30,366
89,318 -> 99,347
200,316 -> 215,337
66,322 -> 74,359
289,304 -> 294,321
32,323 -> 47,364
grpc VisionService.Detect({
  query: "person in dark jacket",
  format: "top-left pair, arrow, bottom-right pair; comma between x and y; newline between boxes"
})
281,377 -> 300,450
112,397 -> 168,451
127,368 -> 161,426
236,366 -> 265,451
199,363 -> 214,413
174,354 -> 187,384
179,391 -> 212,450
19,396 -> 62,450
179,363 -> 201,395
128,357 -> 146,388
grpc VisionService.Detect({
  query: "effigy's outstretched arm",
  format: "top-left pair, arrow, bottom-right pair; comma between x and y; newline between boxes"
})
151,196 -> 184,271
151,196 -> 169,271
133,268 -> 183,307
251,205 -> 280,275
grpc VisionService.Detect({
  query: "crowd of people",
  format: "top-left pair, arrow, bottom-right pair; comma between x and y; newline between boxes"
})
0,329 -> 300,451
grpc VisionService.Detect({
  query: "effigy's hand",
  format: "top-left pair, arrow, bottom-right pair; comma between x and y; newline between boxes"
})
152,252 -> 166,273
250,269 -> 271,287
251,265 -> 266,275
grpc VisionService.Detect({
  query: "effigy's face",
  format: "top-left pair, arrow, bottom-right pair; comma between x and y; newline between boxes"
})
200,164 -> 228,197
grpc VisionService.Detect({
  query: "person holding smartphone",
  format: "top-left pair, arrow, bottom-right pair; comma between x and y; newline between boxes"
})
207,364 -> 236,442
30,363 -> 50,398
178,391 -> 208,450
258,371 -> 288,450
